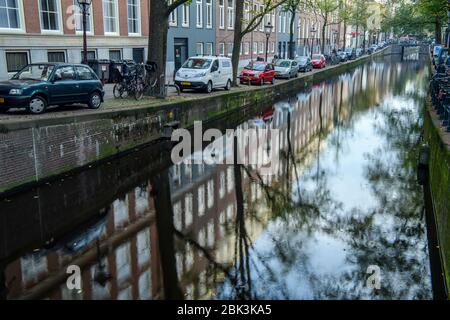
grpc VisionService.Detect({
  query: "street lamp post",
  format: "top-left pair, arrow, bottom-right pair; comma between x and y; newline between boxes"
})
310,27 -> 317,57
77,0 -> 92,64
265,21 -> 273,62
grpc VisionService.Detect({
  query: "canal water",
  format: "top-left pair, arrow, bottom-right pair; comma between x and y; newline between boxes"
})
0,55 -> 433,300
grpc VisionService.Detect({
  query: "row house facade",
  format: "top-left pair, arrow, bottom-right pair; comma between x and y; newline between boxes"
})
0,0 -> 150,80
0,0 -> 345,80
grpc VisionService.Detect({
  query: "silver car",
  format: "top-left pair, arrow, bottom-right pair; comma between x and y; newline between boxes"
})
274,59 -> 299,79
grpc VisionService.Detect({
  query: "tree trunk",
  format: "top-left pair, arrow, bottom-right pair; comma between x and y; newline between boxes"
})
151,170 -> 183,300
343,21 -> 347,49
289,9 -> 296,59
232,0 -> 245,87
148,0 -> 169,97
321,15 -> 327,54
435,19 -> 442,45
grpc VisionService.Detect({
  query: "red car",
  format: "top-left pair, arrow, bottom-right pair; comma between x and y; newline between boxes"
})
311,54 -> 326,69
239,62 -> 276,85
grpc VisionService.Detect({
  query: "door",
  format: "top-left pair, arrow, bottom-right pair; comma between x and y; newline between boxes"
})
210,59 -> 221,87
174,38 -> 188,71
48,66 -> 82,104
133,48 -> 145,63
75,65 -> 100,101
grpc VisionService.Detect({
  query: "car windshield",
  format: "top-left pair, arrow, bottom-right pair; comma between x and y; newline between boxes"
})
297,57 -> 308,63
181,58 -> 212,69
312,55 -> 321,60
12,64 -> 55,81
244,63 -> 266,71
275,60 -> 291,67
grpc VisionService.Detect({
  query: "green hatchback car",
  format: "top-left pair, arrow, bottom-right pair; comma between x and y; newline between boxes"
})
0,63 -> 105,114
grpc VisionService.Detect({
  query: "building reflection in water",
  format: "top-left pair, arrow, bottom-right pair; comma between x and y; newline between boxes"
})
0,57 -> 432,300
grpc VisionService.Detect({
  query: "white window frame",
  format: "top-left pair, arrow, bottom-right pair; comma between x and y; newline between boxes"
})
47,50 -> 66,63
253,42 -> 257,55
73,1 -> 94,35
0,0 -> 25,33
259,5 -> 264,32
206,42 -> 213,55
219,42 -> 225,56
196,0 -> 203,28
244,42 -> 249,55
127,0 -> 141,35
219,0 -> 224,29
227,43 -> 233,56
5,50 -> 29,75
38,0 -> 63,34
196,42 -> 204,55
227,0 -> 234,30
103,0 -> 120,36
182,3 -> 189,27
206,0 -> 212,28
168,0 -> 177,27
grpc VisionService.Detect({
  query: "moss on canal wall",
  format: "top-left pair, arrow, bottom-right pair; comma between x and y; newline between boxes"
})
424,106 -> 450,298
0,49 -> 387,195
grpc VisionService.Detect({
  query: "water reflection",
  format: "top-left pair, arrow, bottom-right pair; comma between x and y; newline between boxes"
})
0,56 -> 432,300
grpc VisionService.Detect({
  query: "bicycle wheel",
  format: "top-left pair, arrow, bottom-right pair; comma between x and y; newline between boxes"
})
134,83 -> 144,100
113,83 -> 123,98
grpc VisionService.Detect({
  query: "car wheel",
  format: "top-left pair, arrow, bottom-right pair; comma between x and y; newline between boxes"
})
259,78 -> 264,86
224,80 -> 231,91
88,91 -> 103,109
205,81 -> 213,93
28,96 -> 47,114
270,78 -> 274,84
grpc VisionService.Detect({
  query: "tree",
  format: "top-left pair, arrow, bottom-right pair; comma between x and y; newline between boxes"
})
232,0 -> 289,86
309,0 -> 340,53
148,0 -> 191,96
283,0 -> 305,59
349,0 -> 369,48
415,0 -> 448,44
338,0 -> 351,49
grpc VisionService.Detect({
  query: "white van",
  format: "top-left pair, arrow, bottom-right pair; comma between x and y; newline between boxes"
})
175,56 -> 233,93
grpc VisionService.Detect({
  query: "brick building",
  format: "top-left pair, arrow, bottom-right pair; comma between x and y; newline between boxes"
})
0,0 -> 150,80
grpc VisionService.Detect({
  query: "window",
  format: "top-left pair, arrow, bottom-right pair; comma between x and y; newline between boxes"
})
219,0 -> 224,29
168,0 -> 177,26
196,0 -> 202,28
227,0 -> 234,29
74,0 -> 92,33
272,42 -> 275,53
47,51 -> 65,62
128,0 -> 140,34
182,3 -> 189,27
39,0 -> 60,31
259,42 -> 264,54
6,52 -> 28,73
196,42 -> 204,55
206,42 -> 213,55
283,12 -> 286,33
259,5 -> 264,32
206,0 -> 212,28
244,42 -> 249,55
86,50 -> 96,60
76,66 -> 96,80
243,2 -> 249,28
103,0 -> 118,34
219,43 -> 225,55
0,0 -> 22,30
109,49 -> 121,61
227,43 -> 233,56
253,42 -> 257,55
54,66 -> 76,81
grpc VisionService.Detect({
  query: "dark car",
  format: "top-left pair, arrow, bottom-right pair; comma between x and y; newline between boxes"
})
0,63 -> 105,114
295,56 -> 313,72
344,48 -> 356,60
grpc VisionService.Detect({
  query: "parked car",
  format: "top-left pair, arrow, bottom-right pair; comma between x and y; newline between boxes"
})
0,63 -> 104,114
175,56 -> 232,93
239,62 -> 276,85
344,48 -> 356,60
274,59 -> 299,78
436,48 -> 449,69
337,51 -> 348,62
295,56 -> 312,72
311,54 -> 326,69
356,48 -> 364,57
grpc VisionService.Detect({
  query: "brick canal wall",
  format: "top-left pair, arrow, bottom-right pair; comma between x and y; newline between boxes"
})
0,49 -> 388,194
424,103 -> 450,298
